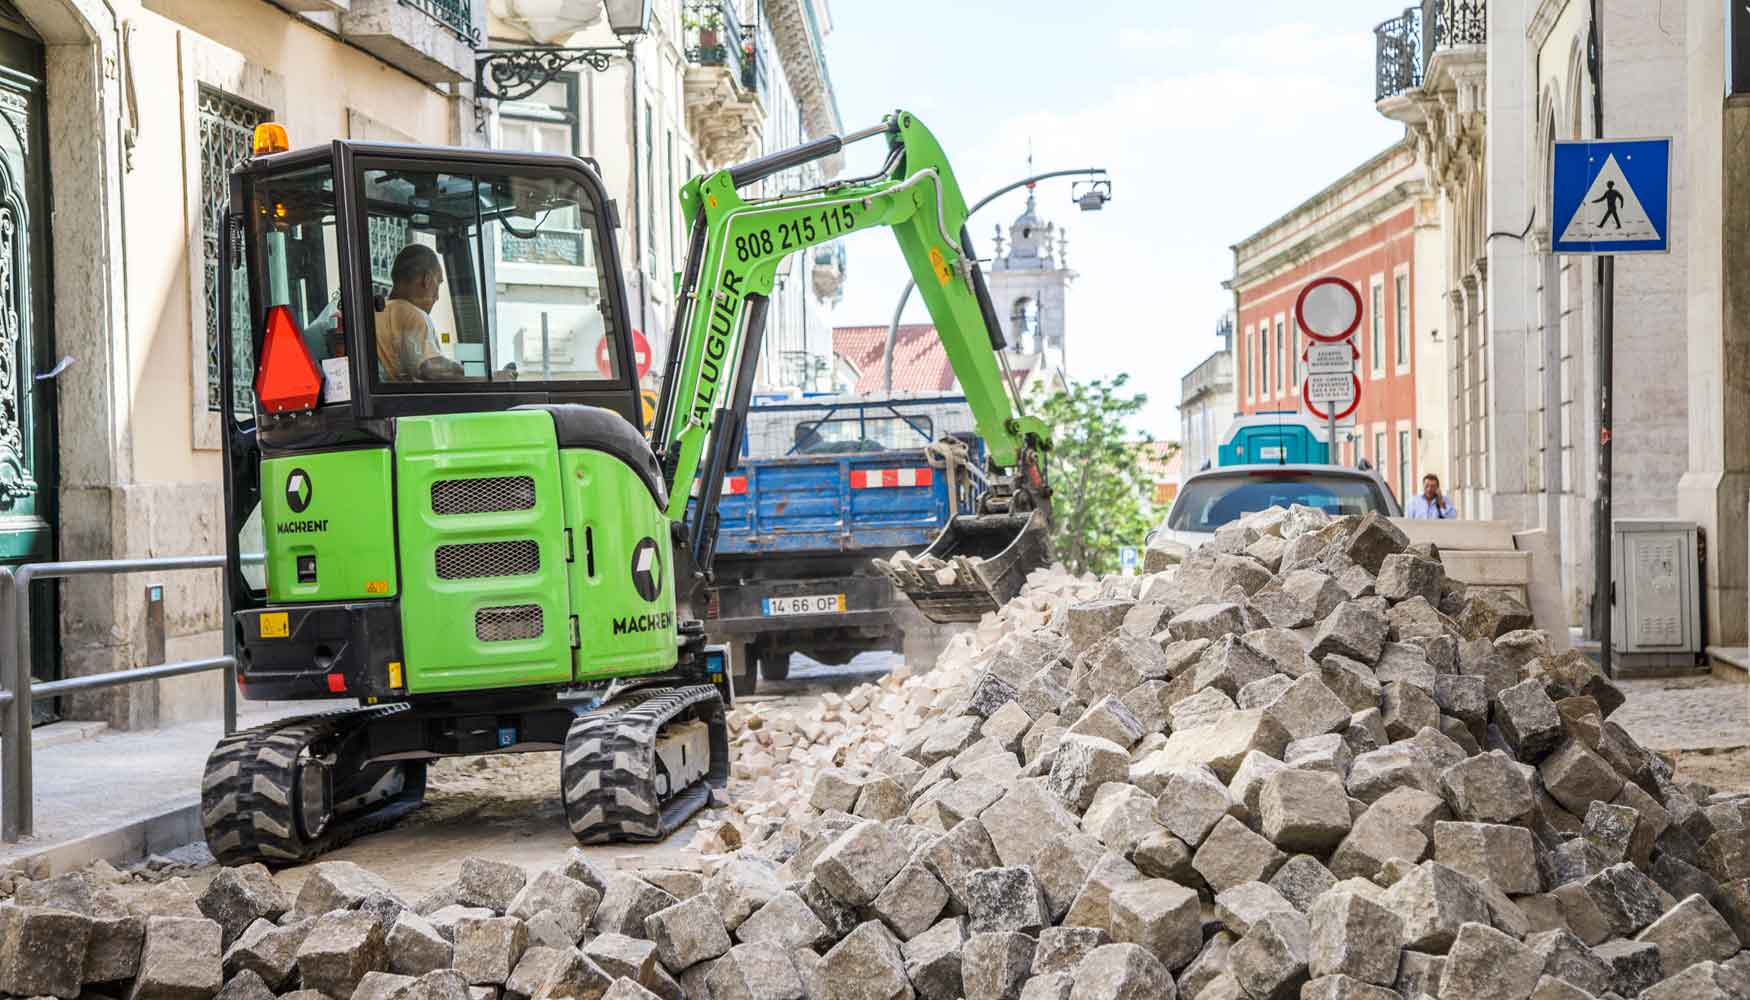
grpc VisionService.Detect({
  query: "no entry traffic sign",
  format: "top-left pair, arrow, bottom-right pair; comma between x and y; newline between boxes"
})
1296,276 -> 1363,343
597,329 -> 654,379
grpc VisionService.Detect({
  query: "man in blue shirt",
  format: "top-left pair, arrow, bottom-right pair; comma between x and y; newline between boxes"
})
1406,473 -> 1457,519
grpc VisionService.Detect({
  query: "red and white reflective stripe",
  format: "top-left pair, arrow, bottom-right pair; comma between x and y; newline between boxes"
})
723,476 -> 748,495
849,468 -> 934,489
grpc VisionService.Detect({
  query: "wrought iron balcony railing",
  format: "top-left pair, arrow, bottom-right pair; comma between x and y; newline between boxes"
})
684,1 -> 767,101
1373,0 -> 1485,102
400,0 -> 480,46
1428,0 -> 1487,53
1374,5 -> 1424,102
741,30 -> 768,101
684,2 -> 745,80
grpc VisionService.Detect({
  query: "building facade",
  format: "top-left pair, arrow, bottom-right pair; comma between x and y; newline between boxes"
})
1178,314 -> 1235,476
1372,0 -> 1719,640
0,0 -> 843,732
483,0 -> 846,398
1227,141 -> 1444,508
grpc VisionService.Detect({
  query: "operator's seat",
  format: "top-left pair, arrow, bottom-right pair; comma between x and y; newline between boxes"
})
514,403 -> 668,509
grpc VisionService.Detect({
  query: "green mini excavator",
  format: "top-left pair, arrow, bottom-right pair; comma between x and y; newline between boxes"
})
201,111 -> 1053,865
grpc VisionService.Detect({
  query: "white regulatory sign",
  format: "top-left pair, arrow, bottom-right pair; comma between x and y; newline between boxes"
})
1304,342 -> 1355,374
1306,371 -> 1356,405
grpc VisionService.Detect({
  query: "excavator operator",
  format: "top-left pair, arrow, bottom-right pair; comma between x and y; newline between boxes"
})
375,243 -> 463,381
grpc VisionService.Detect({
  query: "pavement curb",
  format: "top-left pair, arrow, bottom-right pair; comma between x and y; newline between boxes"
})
0,798 -> 201,876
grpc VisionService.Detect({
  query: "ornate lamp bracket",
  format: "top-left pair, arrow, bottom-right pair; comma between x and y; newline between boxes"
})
476,45 -> 630,103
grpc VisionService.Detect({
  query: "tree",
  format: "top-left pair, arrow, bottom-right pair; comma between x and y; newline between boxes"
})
1032,375 -> 1161,577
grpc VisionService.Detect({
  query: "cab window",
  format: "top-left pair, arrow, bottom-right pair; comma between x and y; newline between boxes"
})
247,162 -> 342,400
358,165 -> 620,387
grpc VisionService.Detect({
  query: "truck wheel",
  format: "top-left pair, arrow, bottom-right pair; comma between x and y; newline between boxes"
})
729,640 -> 757,697
759,650 -> 791,682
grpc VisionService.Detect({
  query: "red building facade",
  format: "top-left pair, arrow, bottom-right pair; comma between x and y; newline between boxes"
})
1226,141 -> 1439,507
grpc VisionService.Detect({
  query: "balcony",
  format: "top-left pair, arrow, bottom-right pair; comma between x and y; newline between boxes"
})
682,0 -> 766,166
1372,0 -> 1486,192
1374,6 -> 1424,105
341,0 -> 480,84
1374,0 -> 1485,122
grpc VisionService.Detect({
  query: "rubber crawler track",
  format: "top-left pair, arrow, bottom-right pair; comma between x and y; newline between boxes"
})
201,704 -> 426,867
561,684 -> 729,844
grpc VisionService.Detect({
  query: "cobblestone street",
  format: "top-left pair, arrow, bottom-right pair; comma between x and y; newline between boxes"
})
1611,675 -> 1750,751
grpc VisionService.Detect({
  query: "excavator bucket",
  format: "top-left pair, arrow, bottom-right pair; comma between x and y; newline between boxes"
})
879,509 -> 1052,623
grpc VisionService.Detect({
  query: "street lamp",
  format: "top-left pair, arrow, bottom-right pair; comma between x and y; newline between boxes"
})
477,0 -> 652,102
881,168 -> 1112,393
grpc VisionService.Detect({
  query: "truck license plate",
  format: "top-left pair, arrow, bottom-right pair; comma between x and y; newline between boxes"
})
762,594 -> 846,616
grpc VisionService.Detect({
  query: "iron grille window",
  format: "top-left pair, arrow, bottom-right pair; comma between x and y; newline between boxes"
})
368,215 -> 410,296
399,0 -> 480,46
200,87 -> 268,413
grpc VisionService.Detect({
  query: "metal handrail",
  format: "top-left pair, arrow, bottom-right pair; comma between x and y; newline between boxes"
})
1,554 -> 237,842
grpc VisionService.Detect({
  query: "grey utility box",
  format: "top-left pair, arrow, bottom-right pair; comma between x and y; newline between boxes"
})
1610,519 -> 1701,674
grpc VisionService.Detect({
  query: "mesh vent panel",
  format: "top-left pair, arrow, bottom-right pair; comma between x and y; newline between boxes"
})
435,540 -> 540,580
432,476 -> 536,515
476,605 -> 543,642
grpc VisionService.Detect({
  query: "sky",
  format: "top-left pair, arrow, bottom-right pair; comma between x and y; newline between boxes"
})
818,0 -> 1406,437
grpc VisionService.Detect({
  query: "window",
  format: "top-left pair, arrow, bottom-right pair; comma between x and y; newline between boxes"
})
791,415 -> 934,455
644,102 -> 656,273
666,130 -> 676,278
1395,273 -> 1410,368
1397,429 -> 1411,505
1373,431 -> 1386,472
496,77 -> 578,156
1244,337 -> 1252,400
1370,279 -> 1385,374
349,166 -> 619,386
1274,320 -> 1285,396
200,86 -> 269,414
1258,326 -> 1269,400
1167,471 -> 1395,530
1293,326 -> 1302,387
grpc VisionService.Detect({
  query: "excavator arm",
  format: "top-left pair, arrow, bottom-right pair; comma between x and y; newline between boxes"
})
649,110 -> 1053,622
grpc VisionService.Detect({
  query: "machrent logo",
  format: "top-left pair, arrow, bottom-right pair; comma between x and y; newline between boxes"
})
285,468 -> 313,513
612,611 -> 673,635
631,536 -> 663,602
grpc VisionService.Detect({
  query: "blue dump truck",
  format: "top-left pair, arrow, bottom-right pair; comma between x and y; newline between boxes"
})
704,394 -> 981,694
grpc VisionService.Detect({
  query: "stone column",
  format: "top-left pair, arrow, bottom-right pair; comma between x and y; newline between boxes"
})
1676,0 -> 1750,649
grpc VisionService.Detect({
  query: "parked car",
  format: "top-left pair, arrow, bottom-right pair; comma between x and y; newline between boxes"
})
1147,463 -> 1402,554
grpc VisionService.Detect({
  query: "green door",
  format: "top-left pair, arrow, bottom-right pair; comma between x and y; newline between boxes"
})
0,14 -> 57,720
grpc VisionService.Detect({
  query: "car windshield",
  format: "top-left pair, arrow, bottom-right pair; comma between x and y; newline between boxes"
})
1169,472 -> 1390,531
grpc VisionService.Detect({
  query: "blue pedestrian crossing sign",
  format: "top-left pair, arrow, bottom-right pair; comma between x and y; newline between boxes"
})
1552,138 -> 1671,255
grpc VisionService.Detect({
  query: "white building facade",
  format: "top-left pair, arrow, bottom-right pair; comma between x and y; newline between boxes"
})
1178,315 -> 1235,476
1371,0 -> 1743,651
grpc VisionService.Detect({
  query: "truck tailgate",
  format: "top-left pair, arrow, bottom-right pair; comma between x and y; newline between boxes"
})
716,452 -> 953,554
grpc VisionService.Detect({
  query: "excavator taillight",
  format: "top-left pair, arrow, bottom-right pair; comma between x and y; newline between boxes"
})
326,673 -> 347,694
255,304 -> 322,414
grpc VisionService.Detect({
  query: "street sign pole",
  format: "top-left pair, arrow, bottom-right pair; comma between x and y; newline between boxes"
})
1596,254 -> 1613,676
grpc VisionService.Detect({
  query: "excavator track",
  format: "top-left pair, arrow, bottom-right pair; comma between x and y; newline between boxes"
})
201,705 -> 427,866
562,684 -> 729,844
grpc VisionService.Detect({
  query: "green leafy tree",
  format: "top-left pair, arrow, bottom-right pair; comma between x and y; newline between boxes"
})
1032,375 -> 1161,576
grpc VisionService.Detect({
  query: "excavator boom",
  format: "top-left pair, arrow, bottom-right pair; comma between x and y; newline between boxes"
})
650,111 -> 1054,621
